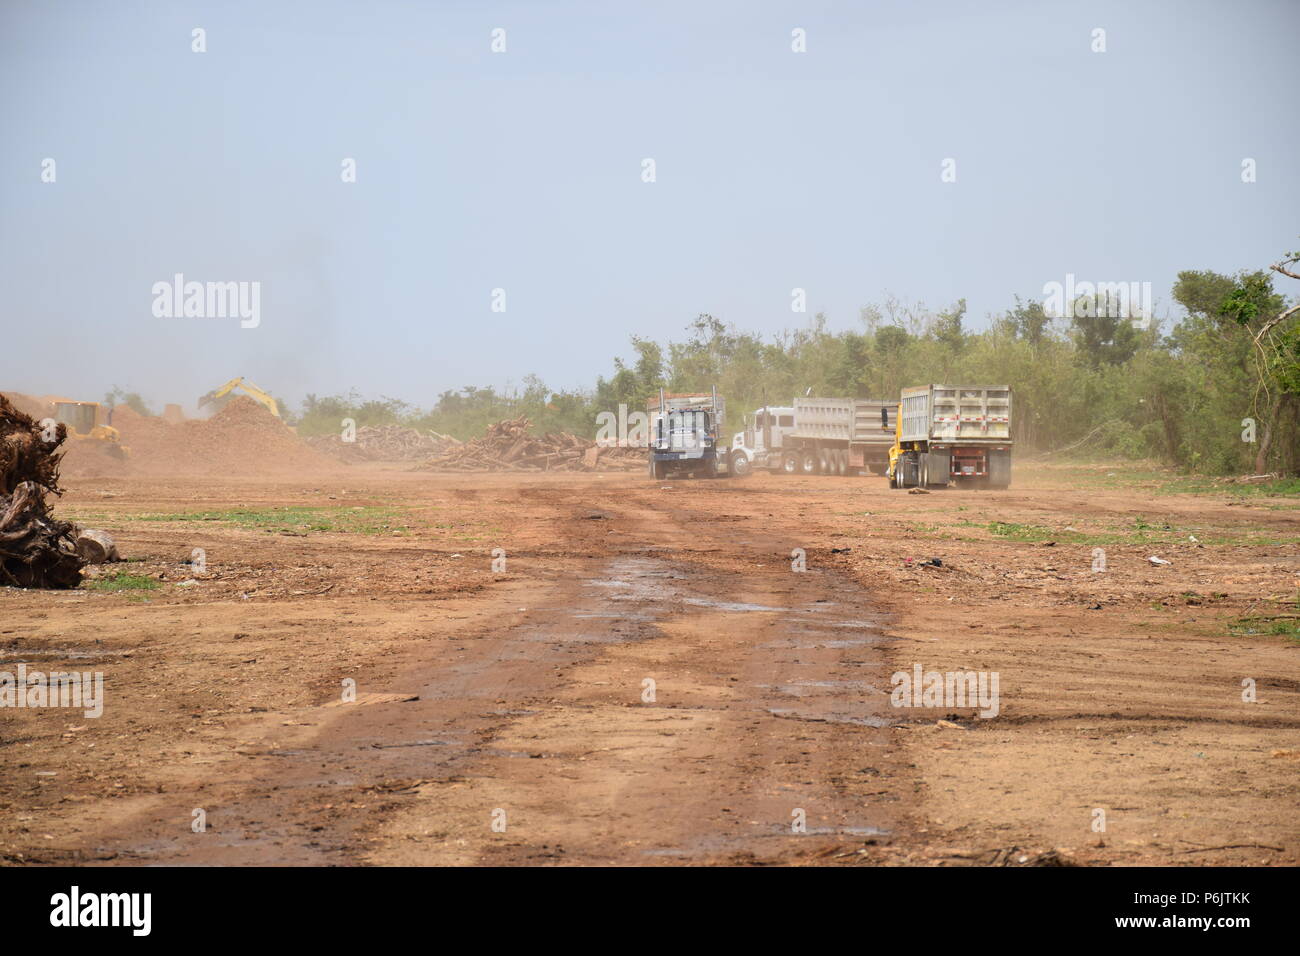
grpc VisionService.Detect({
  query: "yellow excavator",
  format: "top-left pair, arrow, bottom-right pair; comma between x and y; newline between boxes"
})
198,377 -> 280,418
53,401 -> 130,458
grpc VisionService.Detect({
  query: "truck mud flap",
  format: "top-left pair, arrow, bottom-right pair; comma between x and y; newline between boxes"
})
924,451 -> 951,486
902,455 -> 919,488
989,450 -> 1012,488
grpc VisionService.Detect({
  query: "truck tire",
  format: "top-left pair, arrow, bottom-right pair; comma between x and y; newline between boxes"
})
837,449 -> 849,476
904,453 -> 919,488
729,451 -> 751,478
782,452 -> 799,475
651,460 -> 666,480
801,450 -> 818,475
920,456 -> 929,488
817,448 -> 830,474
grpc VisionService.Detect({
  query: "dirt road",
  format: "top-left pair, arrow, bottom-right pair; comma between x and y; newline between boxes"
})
1,465 -> 1297,865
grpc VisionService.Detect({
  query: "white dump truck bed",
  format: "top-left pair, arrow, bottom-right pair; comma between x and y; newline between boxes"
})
898,385 -> 1012,445
791,397 -> 894,444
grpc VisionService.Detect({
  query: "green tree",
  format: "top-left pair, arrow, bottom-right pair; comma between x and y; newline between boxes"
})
103,386 -> 153,416
1215,249 -> 1300,473
1068,295 -> 1143,368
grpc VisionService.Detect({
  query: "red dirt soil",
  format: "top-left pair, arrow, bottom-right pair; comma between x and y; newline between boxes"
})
58,397 -> 337,479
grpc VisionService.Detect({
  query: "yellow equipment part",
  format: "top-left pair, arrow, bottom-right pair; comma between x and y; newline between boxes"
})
53,402 -> 131,459
198,377 -> 280,418
886,402 -> 903,481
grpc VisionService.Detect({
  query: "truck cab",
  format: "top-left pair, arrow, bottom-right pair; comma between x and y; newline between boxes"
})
648,389 -> 729,480
730,406 -> 795,476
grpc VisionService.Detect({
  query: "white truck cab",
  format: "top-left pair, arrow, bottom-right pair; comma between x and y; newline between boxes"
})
730,406 -> 796,476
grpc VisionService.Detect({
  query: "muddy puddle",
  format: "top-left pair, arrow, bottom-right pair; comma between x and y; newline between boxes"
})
96,545 -> 898,865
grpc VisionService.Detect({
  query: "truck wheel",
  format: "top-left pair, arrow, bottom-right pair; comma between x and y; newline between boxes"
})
920,456 -> 929,488
801,450 -> 818,475
703,457 -> 719,479
816,448 -> 830,474
837,449 -> 849,476
730,451 -> 751,478
782,452 -> 799,475
652,461 -> 666,480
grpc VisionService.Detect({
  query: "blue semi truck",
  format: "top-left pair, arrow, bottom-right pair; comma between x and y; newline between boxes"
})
647,387 -> 730,480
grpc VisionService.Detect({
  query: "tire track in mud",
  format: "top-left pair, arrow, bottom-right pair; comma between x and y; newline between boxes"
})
371,483 -> 911,864
82,480 -> 913,865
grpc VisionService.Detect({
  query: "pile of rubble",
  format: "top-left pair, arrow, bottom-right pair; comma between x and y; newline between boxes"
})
419,416 -> 645,472
306,424 -> 459,463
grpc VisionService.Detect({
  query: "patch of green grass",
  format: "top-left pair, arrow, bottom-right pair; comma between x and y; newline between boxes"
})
899,520 -> 943,535
121,506 -> 411,535
1156,476 -> 1300,498
1230,616 -> 1300,643
86,570 -> 160,592
986,520 -> 1053,542
984,520 -> 1127,545
1053,466 -> 1300,499
979,518 -> 1299,548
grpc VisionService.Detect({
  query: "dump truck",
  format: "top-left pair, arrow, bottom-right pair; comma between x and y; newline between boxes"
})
888,385 -> 1012,489
730,398 -> 896,476
647,388 -> 729,479
784,397 -> 896,476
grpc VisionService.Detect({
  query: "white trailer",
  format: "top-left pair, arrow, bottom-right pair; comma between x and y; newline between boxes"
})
730,398 -> 896,476
781,397 -> 896,476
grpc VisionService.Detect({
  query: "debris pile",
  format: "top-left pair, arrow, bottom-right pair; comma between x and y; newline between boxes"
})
306,424 -> 459,463
61,396 -> 334,477
420,417 -> 644,472
0,394 -> 85,588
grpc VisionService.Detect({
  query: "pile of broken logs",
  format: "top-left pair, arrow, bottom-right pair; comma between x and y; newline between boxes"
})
419,416 -> 644,472
0,394 -> 86,587
306,424 -> 458,463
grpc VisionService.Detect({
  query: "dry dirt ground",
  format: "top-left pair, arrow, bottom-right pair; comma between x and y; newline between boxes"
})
1,463 -> 1297,866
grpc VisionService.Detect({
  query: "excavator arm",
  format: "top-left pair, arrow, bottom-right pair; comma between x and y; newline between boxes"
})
198,378 -> 242,407
198,377 -> 280,418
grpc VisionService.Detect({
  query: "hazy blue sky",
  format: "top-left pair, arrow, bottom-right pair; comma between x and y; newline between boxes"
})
2,0 -> 1297,411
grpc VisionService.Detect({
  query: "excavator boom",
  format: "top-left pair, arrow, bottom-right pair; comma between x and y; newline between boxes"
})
198,377 -> 280,418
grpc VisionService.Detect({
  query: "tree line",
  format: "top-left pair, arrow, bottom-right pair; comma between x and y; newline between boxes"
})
291,249 -> 1299,476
